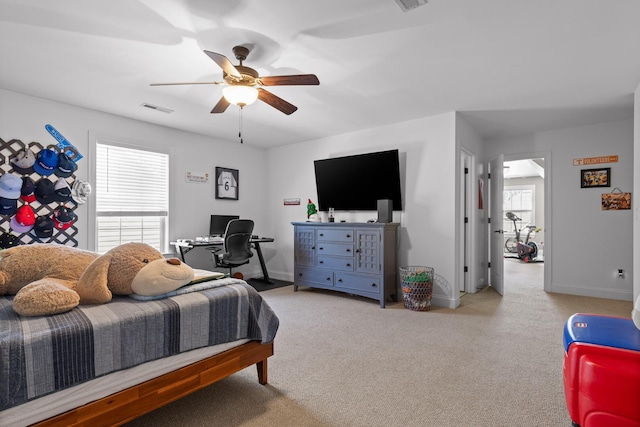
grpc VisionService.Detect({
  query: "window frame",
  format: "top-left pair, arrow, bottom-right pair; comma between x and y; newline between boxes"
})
88,133 -> 170,253
503,184 -> 536,238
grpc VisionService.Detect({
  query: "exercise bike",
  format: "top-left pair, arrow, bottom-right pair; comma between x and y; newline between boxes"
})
504,212 -> 541,262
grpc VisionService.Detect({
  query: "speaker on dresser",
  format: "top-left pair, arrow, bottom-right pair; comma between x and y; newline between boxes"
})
377,199 -> 393,223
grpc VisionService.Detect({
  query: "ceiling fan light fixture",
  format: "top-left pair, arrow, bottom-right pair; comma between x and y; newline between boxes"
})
222,85 -> 259,107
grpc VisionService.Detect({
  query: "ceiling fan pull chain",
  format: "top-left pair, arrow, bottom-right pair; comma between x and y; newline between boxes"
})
238,107 -> 244,144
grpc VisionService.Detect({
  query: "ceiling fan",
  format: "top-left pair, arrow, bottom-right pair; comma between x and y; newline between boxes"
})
151,45 -> 319,115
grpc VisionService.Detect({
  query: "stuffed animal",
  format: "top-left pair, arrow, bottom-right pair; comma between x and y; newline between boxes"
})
0,242 -> 194,316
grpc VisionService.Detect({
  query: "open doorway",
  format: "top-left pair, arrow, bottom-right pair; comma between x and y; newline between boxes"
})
502,157 -> 545,289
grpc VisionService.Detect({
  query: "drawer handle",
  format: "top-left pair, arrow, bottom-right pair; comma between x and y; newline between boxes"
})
319,233 -> 324,237
326,277 -> 331,281
312,246 -> 315,250
298,273 -> 303,277
319,260 -> 324,264
355,249 -> 361,253
319,247 -> 324,250
338,279 -> 343,283
371,283 -> 378,287
346,263 -> 351,267
346,249 -> 351,252
346,234 -> 351,238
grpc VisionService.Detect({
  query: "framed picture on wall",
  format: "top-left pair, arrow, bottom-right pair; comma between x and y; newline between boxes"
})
215,167 -> 239,200
580,167 -> 610,188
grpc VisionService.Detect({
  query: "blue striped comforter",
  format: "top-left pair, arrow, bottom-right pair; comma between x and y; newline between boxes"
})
0,279 -> 279,411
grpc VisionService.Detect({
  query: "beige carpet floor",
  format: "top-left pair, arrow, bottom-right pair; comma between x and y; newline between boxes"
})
126,261 -> 633,427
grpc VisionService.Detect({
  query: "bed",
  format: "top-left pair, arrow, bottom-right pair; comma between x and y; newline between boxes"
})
0,277 -> 279,427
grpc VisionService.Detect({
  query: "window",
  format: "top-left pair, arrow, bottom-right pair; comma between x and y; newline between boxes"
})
94,141 -> 169,253
503,185 -> 535,236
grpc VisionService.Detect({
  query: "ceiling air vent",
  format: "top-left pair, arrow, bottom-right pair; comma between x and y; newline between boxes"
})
141,103 -> 174,114
394,0 -> 428,12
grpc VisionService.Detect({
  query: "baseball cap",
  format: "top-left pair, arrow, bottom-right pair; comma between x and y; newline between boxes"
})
71,180 -> 91,204
0,174 -> 23,199
10,148 -> 36,175
33,148 -> 59,176
35,179 -> 55,205
10,205 -> 36,233
52,206 -> 77,230
53,178 -> 72,203
21,177 -> 36,203
0,232 -> 21,249
0,197 -> 18,216
55,152 -> 77,178
33,216 -> 55,239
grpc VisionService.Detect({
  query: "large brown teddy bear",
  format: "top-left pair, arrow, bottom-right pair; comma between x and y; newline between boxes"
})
0,242 -> 194,316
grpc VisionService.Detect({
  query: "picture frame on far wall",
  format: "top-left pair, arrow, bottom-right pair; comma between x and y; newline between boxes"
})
580,167 -> 610,188
215,167 -> 239,200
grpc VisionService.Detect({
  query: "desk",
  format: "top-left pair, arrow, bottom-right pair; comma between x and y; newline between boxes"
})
171,237 -> 275,284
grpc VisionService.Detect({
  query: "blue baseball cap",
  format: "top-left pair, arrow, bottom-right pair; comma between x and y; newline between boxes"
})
0,197 -> 18,215
55,152 -> 77,178
33,148 -> 59,176
0,174 -> 23,199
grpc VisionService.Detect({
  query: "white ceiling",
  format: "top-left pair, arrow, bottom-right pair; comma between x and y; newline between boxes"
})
1,0 -> 639,148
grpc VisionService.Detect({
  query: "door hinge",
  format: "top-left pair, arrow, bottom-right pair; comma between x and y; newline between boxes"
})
488,262 -> 491,268
464,167 -> 469,174
488,172 -> 491,179
464,266 -> 468,273
464,217 -> 468,224
488,217 -> 491,224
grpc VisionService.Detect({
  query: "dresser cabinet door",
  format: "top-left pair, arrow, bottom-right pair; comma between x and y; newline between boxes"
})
294,227 -> 315,266
355,230 -> 380,274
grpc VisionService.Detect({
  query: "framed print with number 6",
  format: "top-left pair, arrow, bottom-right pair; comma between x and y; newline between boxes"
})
215,167 -> 239,200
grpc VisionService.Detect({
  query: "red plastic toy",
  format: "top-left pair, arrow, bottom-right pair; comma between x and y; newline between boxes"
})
563,313 -> 640,427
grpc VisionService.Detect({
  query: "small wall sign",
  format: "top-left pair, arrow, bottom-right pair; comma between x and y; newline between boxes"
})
573,155 -> 618,166
185,171 -> 209,183
284,198 -> 301,206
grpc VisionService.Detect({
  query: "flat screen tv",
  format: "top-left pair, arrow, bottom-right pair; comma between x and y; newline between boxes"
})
314,149 -> 402,211
209,214 -> 239,236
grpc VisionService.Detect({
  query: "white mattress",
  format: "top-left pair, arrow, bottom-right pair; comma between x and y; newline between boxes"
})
0,339 -> 250,427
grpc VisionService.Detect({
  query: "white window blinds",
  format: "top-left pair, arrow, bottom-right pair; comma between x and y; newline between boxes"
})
95,142 -> 169,253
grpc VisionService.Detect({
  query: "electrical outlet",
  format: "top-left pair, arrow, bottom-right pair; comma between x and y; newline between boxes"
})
617,269 -> 625,279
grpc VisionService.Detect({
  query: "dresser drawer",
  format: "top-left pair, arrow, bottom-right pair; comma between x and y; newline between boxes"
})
316,242 -> 354,256
317,256 -> 354,271
335,272 -> 381,294
295,267 -> 334,286
316,228 -> 354,242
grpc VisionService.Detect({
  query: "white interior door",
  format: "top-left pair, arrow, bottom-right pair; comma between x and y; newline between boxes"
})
489,155 -> 504,295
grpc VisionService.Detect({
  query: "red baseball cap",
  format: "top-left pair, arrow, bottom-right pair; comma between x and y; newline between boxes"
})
10,205 -> 36,233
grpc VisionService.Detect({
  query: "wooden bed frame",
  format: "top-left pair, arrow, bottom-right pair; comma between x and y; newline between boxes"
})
31,340 -> 274,427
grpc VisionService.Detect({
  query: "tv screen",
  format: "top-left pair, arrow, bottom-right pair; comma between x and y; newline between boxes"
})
314,149 -> 402,211
209,214 -> 239,236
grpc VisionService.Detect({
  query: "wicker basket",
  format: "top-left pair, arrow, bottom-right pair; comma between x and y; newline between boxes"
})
400,266 -> 434,311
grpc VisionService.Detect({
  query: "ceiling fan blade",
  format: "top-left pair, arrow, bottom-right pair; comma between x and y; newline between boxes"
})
259,74 -> 320,86
211,96 -> 231,114
257,88 -> 298,115
204,50 -> 241,79
150,82 -> 223,86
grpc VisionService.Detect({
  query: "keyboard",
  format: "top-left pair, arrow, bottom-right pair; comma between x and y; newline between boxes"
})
210,236 -> 224,244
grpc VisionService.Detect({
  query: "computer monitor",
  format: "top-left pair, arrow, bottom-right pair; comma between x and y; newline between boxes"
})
209,215 -> 239,236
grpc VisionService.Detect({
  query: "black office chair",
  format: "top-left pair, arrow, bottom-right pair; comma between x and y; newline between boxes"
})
211,219 -> 254,276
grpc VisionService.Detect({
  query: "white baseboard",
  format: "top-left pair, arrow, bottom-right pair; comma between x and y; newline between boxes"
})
551,283 -> 634,301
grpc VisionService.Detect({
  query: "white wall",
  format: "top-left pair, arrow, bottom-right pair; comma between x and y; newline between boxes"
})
456,114 -> 488,291
0,89 -> 271,274
634,84 -> 640,304
485,118 -> 634,301
268,112 -> 461,308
